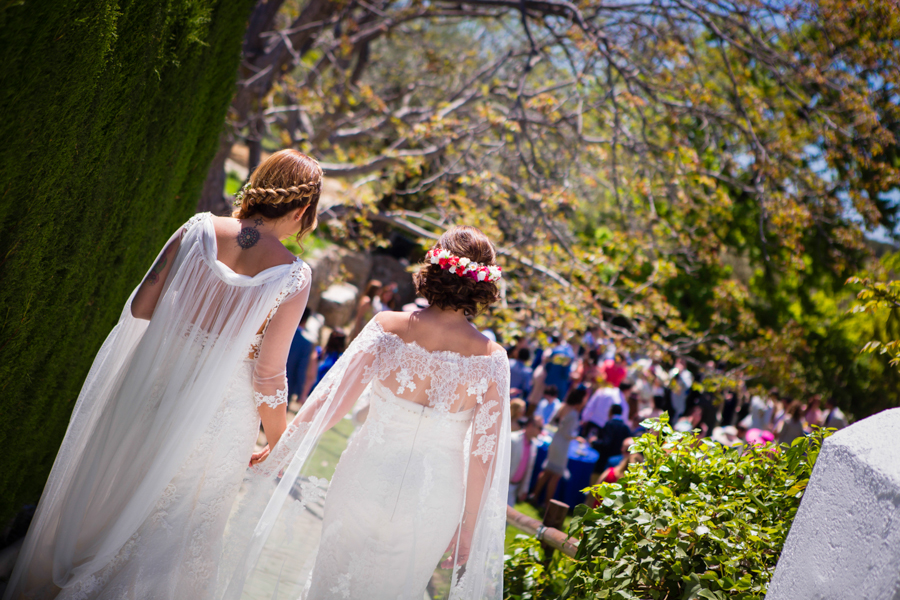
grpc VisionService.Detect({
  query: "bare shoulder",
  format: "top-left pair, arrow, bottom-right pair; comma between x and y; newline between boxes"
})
487,340 -> 505,356
454,325 -> 500,357
210,215 -> 295,269
373,310 -> 411,334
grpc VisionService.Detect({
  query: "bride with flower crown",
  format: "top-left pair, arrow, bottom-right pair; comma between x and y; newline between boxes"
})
217,226 -> 511,600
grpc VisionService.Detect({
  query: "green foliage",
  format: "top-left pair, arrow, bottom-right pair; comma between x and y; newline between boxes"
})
504,417 -> 831,600
848,252 -> 900,369
0,0 -> 254,523
244,0 -> 900,416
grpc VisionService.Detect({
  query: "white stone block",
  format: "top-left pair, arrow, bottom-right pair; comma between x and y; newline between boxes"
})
317,282 -> 359,329
767,408 -> 900,600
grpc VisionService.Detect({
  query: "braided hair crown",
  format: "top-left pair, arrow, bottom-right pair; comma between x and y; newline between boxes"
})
241,180 -> 322,207
232,149 -> 323,242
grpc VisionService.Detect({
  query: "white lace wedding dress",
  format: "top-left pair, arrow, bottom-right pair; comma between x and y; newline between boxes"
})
5,213 -> 311,600
219,316 -> 512,600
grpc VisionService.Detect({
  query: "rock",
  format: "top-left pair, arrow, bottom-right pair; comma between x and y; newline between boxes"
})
767,408 -> 900,600
303,246 -> 341,313
317,282 -> 359,329
340,250 -> 374,291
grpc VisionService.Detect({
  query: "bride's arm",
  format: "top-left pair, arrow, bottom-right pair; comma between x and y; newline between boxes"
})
252,284 -> 311,450
292,323 -> 378,430
252,316 -> 380,471
131,231 -> 183,320
442,367 -> 508,567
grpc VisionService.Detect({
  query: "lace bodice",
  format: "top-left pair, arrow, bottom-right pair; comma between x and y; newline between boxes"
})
354,318 -> 509,464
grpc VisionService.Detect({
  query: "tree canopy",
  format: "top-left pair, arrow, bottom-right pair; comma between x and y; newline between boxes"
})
210,0 -> 900,414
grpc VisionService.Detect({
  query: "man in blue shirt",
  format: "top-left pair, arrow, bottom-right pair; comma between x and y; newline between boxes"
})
544,335 -> 575,400
286,308 -> 315,403
509,347 -> 534,399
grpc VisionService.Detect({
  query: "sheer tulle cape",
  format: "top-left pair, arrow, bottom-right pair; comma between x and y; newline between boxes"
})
218,317 -> 511,599
4,214 -> 306,600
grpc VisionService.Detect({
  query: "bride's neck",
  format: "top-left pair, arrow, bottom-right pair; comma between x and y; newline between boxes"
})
421,305 -> 469,324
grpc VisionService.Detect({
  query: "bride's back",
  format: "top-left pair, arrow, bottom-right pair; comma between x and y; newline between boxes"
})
377,309 -> 499,358
210,215 -> 296,277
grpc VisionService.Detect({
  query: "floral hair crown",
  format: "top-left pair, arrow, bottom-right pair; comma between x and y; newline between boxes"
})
426,246 -> 502,283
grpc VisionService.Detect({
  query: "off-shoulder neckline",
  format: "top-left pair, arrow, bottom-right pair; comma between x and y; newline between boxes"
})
371,318 -> 506,362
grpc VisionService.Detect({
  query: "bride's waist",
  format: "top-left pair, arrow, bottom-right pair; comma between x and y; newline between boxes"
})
369,381 -> 474,428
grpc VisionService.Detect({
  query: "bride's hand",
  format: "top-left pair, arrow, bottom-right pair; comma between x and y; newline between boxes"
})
440,527 -> 473,568
249,445 -> 270,466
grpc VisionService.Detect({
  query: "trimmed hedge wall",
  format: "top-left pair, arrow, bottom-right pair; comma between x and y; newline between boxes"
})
0,0 -> 254,524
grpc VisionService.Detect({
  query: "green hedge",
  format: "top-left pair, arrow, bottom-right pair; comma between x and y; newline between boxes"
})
0,0 -> 254,524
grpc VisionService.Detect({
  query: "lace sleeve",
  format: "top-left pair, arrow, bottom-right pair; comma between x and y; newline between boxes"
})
252,261 -> 312,409
461,353 -> 509,527
252,317 -> 384,476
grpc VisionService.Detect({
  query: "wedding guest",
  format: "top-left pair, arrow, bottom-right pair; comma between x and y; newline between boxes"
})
286,308 -> 316,403
741,394 -> 774,431
777,400 -> 806,445
581,378 -> 629,439
587,438 -> 640,508
529,386 -> 588,508
509,347 -> 534,399
534,385 -> 561,424
675,404 -> 707,436
510,399 -> 526,432
805,395 -> 824,428
589,404 -> 632,478
312,328 -> 347,390
378,281 -> 399,311
349,279 -> 382,341
508,416 -> 543,506
526,357 -> 548,413
544,334 -> 576,399
636,394 -> 666,423
823,397 -> 848,430
668,358 -> 693,419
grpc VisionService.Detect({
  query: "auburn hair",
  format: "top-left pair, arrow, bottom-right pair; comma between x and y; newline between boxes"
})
232,149 -> 323,243
413,226 -> 501,316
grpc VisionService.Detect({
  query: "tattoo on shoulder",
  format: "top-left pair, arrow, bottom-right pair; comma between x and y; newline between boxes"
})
237,226 -> 261,249
237,218 -> 263,249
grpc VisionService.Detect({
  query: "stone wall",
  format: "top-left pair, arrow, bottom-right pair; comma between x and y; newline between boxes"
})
766,408 -> 900,599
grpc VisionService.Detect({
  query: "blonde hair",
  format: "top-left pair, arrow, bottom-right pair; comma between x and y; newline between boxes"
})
232,149 -> 323,243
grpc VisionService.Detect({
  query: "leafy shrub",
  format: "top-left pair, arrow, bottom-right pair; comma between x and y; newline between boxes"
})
504,416 -> 830,600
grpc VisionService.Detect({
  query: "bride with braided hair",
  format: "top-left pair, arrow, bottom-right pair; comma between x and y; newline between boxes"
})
5,149 -> 321,600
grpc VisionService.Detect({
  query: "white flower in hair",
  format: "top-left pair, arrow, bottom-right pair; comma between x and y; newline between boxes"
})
477,270 -> 488,282
458,257 -> 471,267
487,266 -> 502,281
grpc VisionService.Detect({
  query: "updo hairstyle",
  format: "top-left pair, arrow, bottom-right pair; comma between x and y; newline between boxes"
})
232,149 -> 323,242
413,225 -> 501,317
